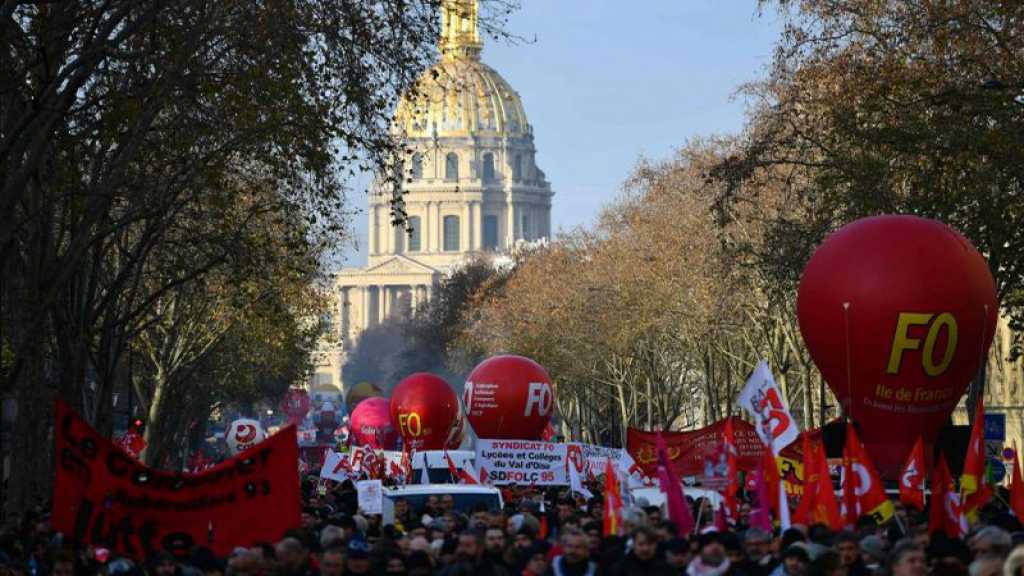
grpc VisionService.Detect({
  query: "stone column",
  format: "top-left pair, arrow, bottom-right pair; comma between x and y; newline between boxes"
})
506,197 -> 515,248
379,285 -> 388,322
436,202 -> 443,251
424,201 -> 433,252
471,201 -> 482,251
361,286 -> 369,330
368,206 -> 377,255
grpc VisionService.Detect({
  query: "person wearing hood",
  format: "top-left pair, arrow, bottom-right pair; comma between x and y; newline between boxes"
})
686,531 -> 740,576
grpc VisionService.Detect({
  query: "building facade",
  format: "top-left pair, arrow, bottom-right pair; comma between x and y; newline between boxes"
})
309,0 -> 553,398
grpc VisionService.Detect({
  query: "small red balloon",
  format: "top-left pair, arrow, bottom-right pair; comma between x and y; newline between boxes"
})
464,355 -> 554,440
798,215 -> 997,477
349,397 -> 399,450
390,373 -> 462,450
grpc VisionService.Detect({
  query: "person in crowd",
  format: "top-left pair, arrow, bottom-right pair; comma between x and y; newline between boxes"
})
664,539 -> 691,573
971,528 -> 1013,561
548,529 -> 596,576
886,541 -> 926,576
686,531 -> 735,576
771,544 -> 811,576
483,527 -> 510,571
344,538 -> 372,576
318,546 -> 344,576
739,528 -> 777,576
606,526 -> 674,576
833,532 -> 866,576
439,530 -> 509,576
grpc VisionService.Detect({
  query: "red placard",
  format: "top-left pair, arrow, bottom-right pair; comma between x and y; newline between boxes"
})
627,417 -> 799,478
52,400 -> 300,559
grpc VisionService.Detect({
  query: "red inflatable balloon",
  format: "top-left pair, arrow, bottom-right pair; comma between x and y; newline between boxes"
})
349,397 -> 399,450
464,355 -> 554,440
390,373 -> 462,450
798,215 -> 998,477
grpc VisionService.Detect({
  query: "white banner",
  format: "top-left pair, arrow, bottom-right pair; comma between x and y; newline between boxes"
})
320,450 -> 351,482
475,440 -> 568,485
737,361 -> 799,455
356,479 -> 383,515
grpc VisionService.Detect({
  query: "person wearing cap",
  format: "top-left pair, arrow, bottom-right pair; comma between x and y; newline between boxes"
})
769,544 -> 810,576
344,539 -> 372,576
857,535 -> 887,574
686,530 -> 739,576
607,526 -> 675,576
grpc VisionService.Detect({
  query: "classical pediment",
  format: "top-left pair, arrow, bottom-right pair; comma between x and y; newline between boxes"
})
350,255 -> 439,277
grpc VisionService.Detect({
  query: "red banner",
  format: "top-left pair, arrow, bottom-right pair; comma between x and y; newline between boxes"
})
52,400 -> 300,559
627,417 -> 799,478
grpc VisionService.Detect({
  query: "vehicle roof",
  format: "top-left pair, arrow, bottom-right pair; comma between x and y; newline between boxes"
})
383,484 -> 500,496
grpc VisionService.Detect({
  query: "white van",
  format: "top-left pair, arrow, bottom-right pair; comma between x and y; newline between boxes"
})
381,484 -> 503,524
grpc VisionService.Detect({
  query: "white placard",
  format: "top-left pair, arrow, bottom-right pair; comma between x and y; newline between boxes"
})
356,479 -> 383,515
475,439 -> 567,485
737,361 -> 799,455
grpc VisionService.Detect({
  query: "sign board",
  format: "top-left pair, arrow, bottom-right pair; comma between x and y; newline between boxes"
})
475,440 -> 568,485
356,480 -> 383,515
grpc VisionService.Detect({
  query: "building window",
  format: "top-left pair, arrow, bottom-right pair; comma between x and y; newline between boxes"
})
445,152 -> 459,181
483,215 -> 498,250
444,215 -> 460,251
482,153 -> 495,182
410,153 -> 423,180
408,216 -> 421,252
512,154 -> 522,181
393,224 -> 404,254
521,213 -> 530,240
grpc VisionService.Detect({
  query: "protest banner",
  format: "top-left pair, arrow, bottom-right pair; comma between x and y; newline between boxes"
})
475,439 -> 568,485
52,400 -> 300,559
738,361 -> 800,455
356,480 -> 383,515
627,417 -> 800,479
320,450 -> 351,482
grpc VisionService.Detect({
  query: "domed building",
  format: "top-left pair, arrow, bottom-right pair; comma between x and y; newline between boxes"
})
309,0 -> 554,396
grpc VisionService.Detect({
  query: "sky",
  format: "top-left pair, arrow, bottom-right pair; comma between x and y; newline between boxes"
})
339,1 -> 782,267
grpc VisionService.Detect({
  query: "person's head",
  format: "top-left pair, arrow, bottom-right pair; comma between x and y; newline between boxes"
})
834,532 -> 860,568
697,530 -> 727,566
644,506 -> 663,525
426,495 -> 440,511
561,529 -> 589,564
50,552 -> 74,576
970,526 -> 1012,560
383,555 -> 406,575
319,547 -> 344,576
394,498 -> 409,517
557,500 -> 574,521
783,544 -> 811,576
809,550 -> 842,576
345,539 -> 372,575
274,537 -> 308,574
484,527 -> 506,555
744,528 -> 773,563
859,535 -> 888,567
456,530 -> 484,563
525,549 -> 549,575
151,552 -> 179,576
582,521 -> 601,553
319,525 -> 344,551
300,508 -> 318,531
888,541 -> 926,576
515,527 -> 535,550
406,551 -> 433,576
441,495 -> 455,512
666,538 -> 691,569
632,526 -> 659,562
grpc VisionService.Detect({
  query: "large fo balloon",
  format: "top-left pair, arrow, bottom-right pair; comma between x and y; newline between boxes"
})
797,215 -> 997,477
390,373 -> 462,450
349,397 -> 399,450
464,355 -> 554,440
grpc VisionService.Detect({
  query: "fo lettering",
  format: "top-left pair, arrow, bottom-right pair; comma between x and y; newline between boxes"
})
524,382 -> 552,417
398,412 -> 422,437
886,312 -> 958,377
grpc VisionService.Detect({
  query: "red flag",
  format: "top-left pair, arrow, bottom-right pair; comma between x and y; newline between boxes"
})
53,400 -> 299,559
603,459 -> 623,536
899,437 -> 926,510
445,451 -> 478,485
657,432 -> 695,537
793,434 -> 814,525
1010,447 -> 1024,521
930,455 -> 967,538
761,449 -> 783,522
842,422 -> 893,526
722,418 -> 739,523
794,438 -> 842,530
961,397 -> 992,520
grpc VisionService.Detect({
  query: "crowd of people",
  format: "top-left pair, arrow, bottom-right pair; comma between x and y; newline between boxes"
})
5,476 -> 1024,576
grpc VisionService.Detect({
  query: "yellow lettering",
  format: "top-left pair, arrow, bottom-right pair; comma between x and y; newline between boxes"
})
400,412 -> 422,437
922,313 -> 958,376
887,313 -> 933,374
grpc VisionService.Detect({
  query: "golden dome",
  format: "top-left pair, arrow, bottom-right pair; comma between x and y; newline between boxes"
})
394,0 -> 529,139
